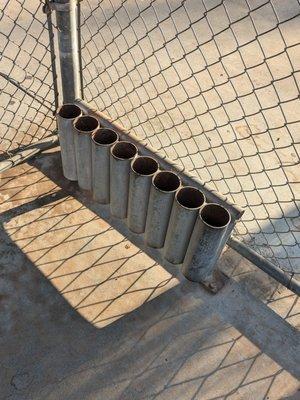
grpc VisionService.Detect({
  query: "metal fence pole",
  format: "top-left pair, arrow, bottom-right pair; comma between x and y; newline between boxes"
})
54,0 -> 81,103
228,237 -> 300,296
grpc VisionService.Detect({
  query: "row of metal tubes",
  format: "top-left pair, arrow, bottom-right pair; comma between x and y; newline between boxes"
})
50,2 -> 241,291
56,103 -> 234,291
1,100 -> 297,294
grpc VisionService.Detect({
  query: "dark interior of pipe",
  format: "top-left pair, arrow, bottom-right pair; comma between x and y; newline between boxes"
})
93,129 -> 118,145
201,204 -> 230,228
59,104 -> 81,119
154,171 -> 180,192
132,156 -> 158,176
75,116 -> 98,132
112,141 -> 137,159
177,187 -> 205,209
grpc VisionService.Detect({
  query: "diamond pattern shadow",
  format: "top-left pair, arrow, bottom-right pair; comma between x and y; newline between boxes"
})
0,151 -> 299,399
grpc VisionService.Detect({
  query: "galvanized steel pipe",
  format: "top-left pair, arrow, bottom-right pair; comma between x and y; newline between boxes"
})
73,115 -> 99,191
57,103 -> 81,181
128,156 -> 159,233
228,236 -> 300,296
164,187 -> 205,264
182,203 -> 231,287
145,171 -> 181,248
110,141 -> 138,219
92,128 -> 119,203
55,0 -> 81,102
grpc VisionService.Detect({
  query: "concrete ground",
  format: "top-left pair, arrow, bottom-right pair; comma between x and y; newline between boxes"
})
0,148 -> 299,399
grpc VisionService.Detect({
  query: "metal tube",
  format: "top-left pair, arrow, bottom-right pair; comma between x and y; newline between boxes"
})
57,103 -> 81,181
145,171 -> 181,248
164,187 -> 205,264
73,115 -> 99,191
55,0 -> 80,102
110,141 -> 138,219
74,99 -> 244,221
182,203 -> 231,288
44,1 -> 59,112
228,237 -> 300,296
91,128 -> 119,203
128,156 -> 159,233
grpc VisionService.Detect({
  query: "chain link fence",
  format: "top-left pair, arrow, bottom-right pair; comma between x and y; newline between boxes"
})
78,0 -> 300,278
0,0 -> 56,157
1,0 -> 299,280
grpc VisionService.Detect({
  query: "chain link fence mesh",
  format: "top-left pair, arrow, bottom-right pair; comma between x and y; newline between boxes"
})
1,0 -> 299,279
79,0 -> 300,277
0,0 -> 56,157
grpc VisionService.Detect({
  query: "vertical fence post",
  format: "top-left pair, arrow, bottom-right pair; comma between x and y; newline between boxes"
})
54,0 -> 81,103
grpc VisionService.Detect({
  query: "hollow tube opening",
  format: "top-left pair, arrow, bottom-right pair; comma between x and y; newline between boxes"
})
74,115 -> 99,132
132,156 -> 158,176
92,128 -> 118,146
200,203 -> 231,228
111,141 -> 137,160
176,187 -> 205,209
153,171 -> 180,192
58,104 -> 81,119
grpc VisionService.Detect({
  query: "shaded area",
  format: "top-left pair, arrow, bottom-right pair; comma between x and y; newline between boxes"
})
0,150 -> 299,399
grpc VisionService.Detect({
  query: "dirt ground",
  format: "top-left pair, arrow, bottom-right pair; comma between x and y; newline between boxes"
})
0,148 -> 299,399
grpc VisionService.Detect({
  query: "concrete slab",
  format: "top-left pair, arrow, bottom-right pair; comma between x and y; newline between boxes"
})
0,149 -> 299,399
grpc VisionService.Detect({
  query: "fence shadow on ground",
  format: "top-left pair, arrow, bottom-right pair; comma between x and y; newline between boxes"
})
0,150 -> 299,399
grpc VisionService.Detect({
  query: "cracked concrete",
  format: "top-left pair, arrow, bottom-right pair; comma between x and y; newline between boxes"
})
0,148 -> 299,399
